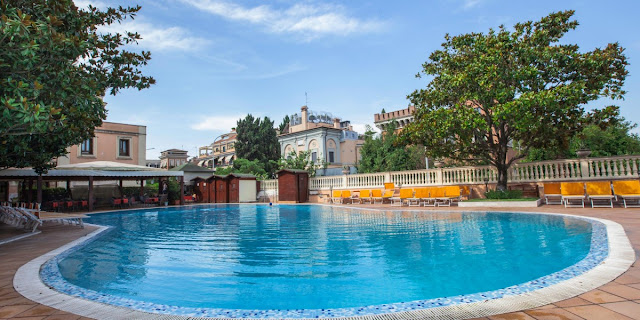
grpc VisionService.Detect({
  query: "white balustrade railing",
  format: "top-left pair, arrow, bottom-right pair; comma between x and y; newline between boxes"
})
260,179 -> 278,190
307,155 -> 640,190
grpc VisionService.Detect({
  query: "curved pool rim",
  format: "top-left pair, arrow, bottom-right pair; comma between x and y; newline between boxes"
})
14,205 -> 636,319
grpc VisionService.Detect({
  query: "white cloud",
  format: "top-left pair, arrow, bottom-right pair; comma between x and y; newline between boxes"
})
191,115 -> 244,131
179,0 -> 384,40
461,0 -> 484,9
101,19 -> 209,52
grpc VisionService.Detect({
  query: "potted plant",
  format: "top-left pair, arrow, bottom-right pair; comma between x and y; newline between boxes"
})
342,165 -> 350,175
433,159 -> 444,168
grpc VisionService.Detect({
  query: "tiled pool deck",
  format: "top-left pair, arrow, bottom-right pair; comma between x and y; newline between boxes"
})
1,205 -> 639,320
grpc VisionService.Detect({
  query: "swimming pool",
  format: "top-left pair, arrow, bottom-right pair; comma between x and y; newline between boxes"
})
41,205 -> 610,318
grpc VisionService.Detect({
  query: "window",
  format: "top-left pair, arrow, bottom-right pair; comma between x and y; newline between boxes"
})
311,151 -> 317,163
81,139 -> 93,155
328,151 -> 334,163
223,146 -> 226,152
118,139 -> 130,157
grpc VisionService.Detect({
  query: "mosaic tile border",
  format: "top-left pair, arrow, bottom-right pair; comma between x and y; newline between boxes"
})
14,206 -> 635,319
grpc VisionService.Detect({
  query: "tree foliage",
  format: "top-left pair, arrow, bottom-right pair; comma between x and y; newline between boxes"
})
403,10 -> 627,190
279,150 -> 322,177
215,158 -> 268,179
234,114 -> 280,176
0,0 -> 155,173
527,107 -> 640,160
278,115 -> 290,133
359,124 -> 424,173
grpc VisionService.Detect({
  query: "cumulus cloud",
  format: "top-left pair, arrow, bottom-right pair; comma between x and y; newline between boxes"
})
191,115 -> 244,131
101,19 -> 209,52
179,0 -> 384,40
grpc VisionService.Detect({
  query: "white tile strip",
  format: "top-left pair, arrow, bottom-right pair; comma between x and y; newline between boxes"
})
13,212 -> 636,320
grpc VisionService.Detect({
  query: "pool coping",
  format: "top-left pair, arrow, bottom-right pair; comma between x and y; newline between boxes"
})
13,206 -> 636,320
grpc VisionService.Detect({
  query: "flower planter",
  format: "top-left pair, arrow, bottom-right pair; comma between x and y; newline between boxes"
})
576,149 -> 592,158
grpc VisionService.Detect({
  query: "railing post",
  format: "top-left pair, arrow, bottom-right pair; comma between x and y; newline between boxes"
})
342,175 -> 348,189
436,168 -> 443,185
579,159 -> 590,179
384,172 -> 391,183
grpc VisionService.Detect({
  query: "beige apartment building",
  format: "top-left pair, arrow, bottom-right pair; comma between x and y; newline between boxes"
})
197,129 -> 237,169
56,121 -> 147,166
278,106 -> 363,174
160,149 -> 189,169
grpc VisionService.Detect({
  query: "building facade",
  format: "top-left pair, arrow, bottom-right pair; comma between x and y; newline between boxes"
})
278,106 -> 363,171
373,105 -> 415,131
197,130 -> 237,169
159,149 -> 189,169
56,121 -> 147,166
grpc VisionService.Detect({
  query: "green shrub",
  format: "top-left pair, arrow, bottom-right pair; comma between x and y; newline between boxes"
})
485,189 -> 523,199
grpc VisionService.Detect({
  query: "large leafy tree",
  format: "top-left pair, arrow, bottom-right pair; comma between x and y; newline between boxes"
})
0,0 -> 155,173
279,150 -> 322,177
235,114 -> 280,176
359,124 -> 424,173
403,10 -> 627,190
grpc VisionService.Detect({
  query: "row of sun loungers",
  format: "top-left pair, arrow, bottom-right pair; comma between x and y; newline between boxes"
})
0,206 -> 42,232
544,180 -> 640,208
331,185 -> 467,207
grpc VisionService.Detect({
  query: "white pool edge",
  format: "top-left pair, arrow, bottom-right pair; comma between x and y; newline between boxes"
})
13,211 -> 636,320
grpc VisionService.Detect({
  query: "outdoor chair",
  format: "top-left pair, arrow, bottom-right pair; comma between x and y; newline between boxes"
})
612,180 -> 640,208
391,188 -> 413,206
359,190 -> 372,204
586,181 -> 615,208
408,188 -> 428,206
444,186 -> 461,202
561,182 -> 586,208
371,189 -> 384,204
341,190 -> 359,204
331,190 -> 342,204
543,183 -> 563,205
381,190 -> 394,204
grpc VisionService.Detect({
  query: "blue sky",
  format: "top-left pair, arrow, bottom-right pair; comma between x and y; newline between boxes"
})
76,0 -> 640,160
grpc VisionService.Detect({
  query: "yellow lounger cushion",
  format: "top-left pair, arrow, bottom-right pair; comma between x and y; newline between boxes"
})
384,182 -> 395,190
586,181 -> 612,196
561,182 -> 585,196
360,190 -> 371,198
444,186 -> 461,197
612,180 -> 640,195
543,183 -> 561,195
371,189 -> 382,198
332,190 -> 342,198
399,189 -> 414,199
341,190 -> 352,198
382,190 -> 394,198
414,188 -> 429,199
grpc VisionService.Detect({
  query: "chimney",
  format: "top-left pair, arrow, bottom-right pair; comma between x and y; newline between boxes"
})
301,106 -> 308,128
333,118 -> 340,129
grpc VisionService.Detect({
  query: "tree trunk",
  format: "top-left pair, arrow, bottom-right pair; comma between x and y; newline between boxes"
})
496,165 -> 509,191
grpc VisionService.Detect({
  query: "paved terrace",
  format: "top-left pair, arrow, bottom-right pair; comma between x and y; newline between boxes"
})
0,205 -> 639,320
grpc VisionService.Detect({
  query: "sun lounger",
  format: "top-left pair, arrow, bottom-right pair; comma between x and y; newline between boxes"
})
543,183 -> 563,205
359,190 -> 372,204
561,182 -> 586,208
586,181 -> 615,208
342,190 -> 359,204
0,206 -> 42,232
39,212 -> 87,228
444,186 -> 461,202
612,180 -> 640,208
381,190 -> 394,204
371,189 -> 383,204
408,188 -> 427,206
432,187 -> 453,207
331,190 -> 342,204
391,189 -> 413,206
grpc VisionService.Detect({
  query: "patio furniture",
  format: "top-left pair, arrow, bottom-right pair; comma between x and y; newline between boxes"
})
561,182 -> 586,208
381,190 -> 394,204
408,188 -> 427,207
612,180 -> 640,208
543,183 -> 563,205
391,188 -> 413,206
331,190 -> 342,204
359,190 -> 372,204
371,189 -> 383,204
586,181 -> 615,208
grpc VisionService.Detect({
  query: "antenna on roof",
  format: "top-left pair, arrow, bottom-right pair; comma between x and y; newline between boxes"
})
305,92 -> 308,106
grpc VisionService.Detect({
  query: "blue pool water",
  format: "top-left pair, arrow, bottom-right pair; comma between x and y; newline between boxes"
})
54,205 -> 594,311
